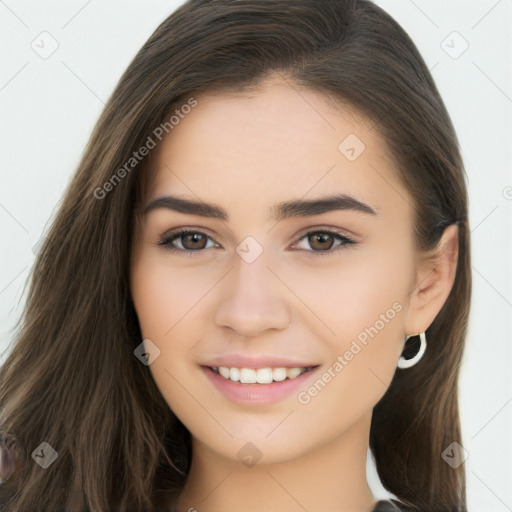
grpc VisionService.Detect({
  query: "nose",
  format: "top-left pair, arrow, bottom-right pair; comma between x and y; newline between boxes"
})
214,250 -> 291,338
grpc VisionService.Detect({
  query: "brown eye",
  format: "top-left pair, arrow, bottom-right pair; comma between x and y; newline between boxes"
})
179,232 -> 208,250
308,232 -> 335,251
294,230 -> 356,253
158,230 -> 217,252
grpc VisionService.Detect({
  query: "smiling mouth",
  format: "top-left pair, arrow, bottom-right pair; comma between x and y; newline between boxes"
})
206,365 -> 318,384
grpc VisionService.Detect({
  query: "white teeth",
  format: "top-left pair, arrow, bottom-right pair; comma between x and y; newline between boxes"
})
272,367 -> 287,382
256,367 -> 273,384
287,367 -> 303,379
219,366 -> 230,379
240,368 -> 257,384
213,365 -> 312,384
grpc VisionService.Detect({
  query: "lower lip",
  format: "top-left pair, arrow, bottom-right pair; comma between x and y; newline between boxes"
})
201,366 -> 319,405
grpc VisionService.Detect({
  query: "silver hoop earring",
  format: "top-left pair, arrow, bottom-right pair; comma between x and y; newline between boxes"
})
397,332 -> 427,369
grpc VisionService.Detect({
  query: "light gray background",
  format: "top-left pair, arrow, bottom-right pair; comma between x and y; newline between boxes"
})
1,1 -> 511,509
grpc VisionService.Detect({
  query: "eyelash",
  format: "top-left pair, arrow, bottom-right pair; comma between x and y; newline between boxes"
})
156,228 -> 356,257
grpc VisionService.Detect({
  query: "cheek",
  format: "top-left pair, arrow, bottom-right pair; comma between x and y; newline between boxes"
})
289,261 -> 410,429
287,249 -> 410,328
130,252 -> 210,339
283,249 -> 411,375
130,253 -> 206,415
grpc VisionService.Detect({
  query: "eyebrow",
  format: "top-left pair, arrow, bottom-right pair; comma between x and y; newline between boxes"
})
143,193 -> 377,220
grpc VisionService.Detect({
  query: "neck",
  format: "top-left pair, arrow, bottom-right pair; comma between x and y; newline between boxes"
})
175,411 -> 377,512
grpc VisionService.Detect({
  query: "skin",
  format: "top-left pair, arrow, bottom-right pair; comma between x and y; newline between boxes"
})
130,73 -> 459,512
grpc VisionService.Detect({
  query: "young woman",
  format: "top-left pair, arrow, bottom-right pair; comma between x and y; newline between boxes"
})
0,1 -> 470,511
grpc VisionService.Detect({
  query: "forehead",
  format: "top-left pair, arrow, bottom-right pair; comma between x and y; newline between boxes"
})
147,75 -> 410,221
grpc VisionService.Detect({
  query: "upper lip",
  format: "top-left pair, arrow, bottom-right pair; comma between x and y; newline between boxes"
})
202,354 -> 319,369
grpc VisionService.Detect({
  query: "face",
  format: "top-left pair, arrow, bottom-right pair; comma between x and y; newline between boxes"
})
130,74 -> 420,465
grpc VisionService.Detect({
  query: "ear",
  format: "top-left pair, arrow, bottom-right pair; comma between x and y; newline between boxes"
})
405,223 -> 459,336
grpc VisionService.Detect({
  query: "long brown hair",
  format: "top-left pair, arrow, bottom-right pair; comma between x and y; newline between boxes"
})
0,1 -> 471,510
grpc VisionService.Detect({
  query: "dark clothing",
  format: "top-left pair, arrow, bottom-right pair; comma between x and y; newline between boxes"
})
373,499 -> 403,511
